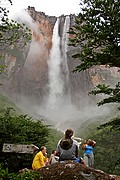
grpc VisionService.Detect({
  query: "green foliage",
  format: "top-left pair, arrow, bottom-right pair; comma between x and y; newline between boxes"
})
0,108 -> 49,172
97,116 -> 120,131
69,0 -> 120,70
0,109 -> 49,145
0,95 -> 64,173
82,116 -> 120,175
94,129 -> 120,175
0,0 -> 31,74
0,94 -> 22,115
69,0 -> 120,106
90,82 -> 120,107
46,128 -> 63,156
0,164 -> 17,180
76,106 -> 119,140
0,0 -> 32,51
0,163 -> 40,180
17,171 -> 39,180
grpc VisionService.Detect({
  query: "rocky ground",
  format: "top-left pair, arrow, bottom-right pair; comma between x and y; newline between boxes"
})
31,161 -> 120,180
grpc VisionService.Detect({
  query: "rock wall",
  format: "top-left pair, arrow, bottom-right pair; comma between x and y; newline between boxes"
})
0,7 -> 119,119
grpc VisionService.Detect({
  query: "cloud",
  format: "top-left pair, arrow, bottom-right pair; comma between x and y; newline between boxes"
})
10,9 -> 39,32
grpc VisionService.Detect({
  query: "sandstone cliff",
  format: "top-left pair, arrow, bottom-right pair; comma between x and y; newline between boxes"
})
0,7 -> 119,129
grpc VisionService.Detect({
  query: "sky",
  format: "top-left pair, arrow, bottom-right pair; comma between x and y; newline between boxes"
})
9,0 -> 80,17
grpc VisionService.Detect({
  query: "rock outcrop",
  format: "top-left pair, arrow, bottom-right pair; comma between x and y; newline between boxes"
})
20,161 -> 120,180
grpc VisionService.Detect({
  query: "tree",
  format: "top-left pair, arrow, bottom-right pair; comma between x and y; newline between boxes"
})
90,82 -> 120,106
87,117 -> 120,175
69,0 -> 120,106
0,0 -> 31,74
0,0 -> 31,50
93,116 -> 120,175
0,108 -> 49,172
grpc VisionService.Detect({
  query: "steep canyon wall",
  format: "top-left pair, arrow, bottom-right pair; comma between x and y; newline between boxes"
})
0,7 -> 119,130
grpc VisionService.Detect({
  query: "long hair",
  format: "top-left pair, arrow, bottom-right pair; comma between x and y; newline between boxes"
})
65,129 -> 74,139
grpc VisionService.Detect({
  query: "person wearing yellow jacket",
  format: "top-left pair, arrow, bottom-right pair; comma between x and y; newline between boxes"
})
32,146 -> 48,170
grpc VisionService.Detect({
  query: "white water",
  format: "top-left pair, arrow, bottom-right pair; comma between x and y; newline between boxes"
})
61,16 -> 71,103
39,16 -> 81,127
61,16 -> 70,83
4,11 -> 116,133
36,16 -> 112,131
47,17 -> 71,109
47,18 -> 63,109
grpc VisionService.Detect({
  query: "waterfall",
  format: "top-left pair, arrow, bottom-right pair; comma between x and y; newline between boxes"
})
61,16 -> 70,83
37,15 -> 111,131
47,18 -> 63,108
61,16 -> 71,102
47,16 -> 70,109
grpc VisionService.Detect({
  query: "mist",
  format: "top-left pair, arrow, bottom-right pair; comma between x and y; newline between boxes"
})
9,9 -> 39,32
6,9 -> 119,133
35,101 -> 113,132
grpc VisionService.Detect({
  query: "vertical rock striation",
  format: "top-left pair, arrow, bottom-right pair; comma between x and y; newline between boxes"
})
0,7 -> 119,127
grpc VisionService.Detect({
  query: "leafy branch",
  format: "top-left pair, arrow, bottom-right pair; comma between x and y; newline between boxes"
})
0,0 -> 32,51
89,82 -> 120,106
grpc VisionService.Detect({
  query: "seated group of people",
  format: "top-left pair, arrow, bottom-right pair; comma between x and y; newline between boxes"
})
32,128 -> 96,170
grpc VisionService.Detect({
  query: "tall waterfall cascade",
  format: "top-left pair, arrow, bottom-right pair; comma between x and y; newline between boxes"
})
61,16 -> 70,83
39,16 -> 81,128
47,16 -> 71,110
37,16 -> 112,130
0,8 -> 117,131
47,18 -> 64,109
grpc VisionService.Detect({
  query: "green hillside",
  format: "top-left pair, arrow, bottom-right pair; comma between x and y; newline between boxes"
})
0,94 -> 23,115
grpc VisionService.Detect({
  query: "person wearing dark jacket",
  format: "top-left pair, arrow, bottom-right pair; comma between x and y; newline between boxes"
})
56,129 -> 84,164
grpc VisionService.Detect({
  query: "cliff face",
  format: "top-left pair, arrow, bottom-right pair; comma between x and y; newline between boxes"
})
0,7 -> 119,128
0,8 -> 79,106
0,7 -> 57,105
21,8 -> 56,105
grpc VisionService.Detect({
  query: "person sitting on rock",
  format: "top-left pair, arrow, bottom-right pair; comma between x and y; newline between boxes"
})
49,150 -> 59,164
56,128 -> 84,164
32,146 -> 48,170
